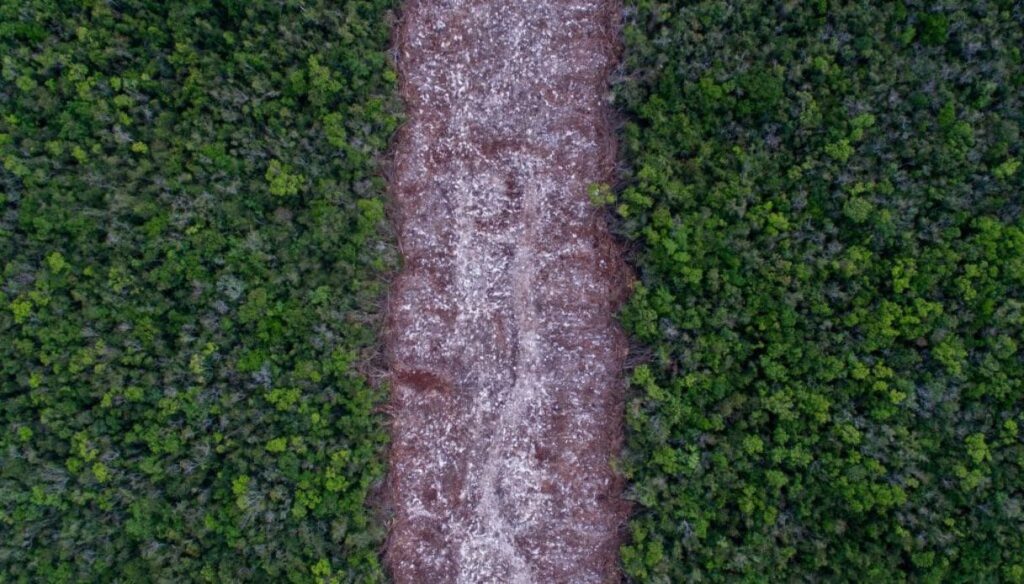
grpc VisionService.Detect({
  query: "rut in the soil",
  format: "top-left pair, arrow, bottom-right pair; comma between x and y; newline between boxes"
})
384,0 -> 629,581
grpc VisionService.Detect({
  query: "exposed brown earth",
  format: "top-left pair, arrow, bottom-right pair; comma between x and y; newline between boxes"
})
384,0 -> 630,581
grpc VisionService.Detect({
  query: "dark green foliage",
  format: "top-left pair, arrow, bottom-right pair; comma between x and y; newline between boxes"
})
1,1 -> 398,581
616,1 -> 1023,581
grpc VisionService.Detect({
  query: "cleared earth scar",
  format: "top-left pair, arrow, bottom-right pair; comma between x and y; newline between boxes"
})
385,0 -> 630,581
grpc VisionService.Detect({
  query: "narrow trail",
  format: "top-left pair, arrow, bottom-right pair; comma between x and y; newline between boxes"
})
384,0 -> 630,581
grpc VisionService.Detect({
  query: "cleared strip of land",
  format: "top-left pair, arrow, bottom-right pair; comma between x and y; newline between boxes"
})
384,0 -> 629,581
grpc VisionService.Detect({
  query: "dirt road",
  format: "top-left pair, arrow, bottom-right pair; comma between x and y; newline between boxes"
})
385,0 -> 629,581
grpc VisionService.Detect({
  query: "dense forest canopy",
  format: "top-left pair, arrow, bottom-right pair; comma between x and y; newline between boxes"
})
3,0 -> 1023,582
615,1 -> 1023,581
1,1 -> 397,582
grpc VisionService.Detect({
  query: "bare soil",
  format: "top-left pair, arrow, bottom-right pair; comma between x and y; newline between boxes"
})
384,0 -> 630,581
